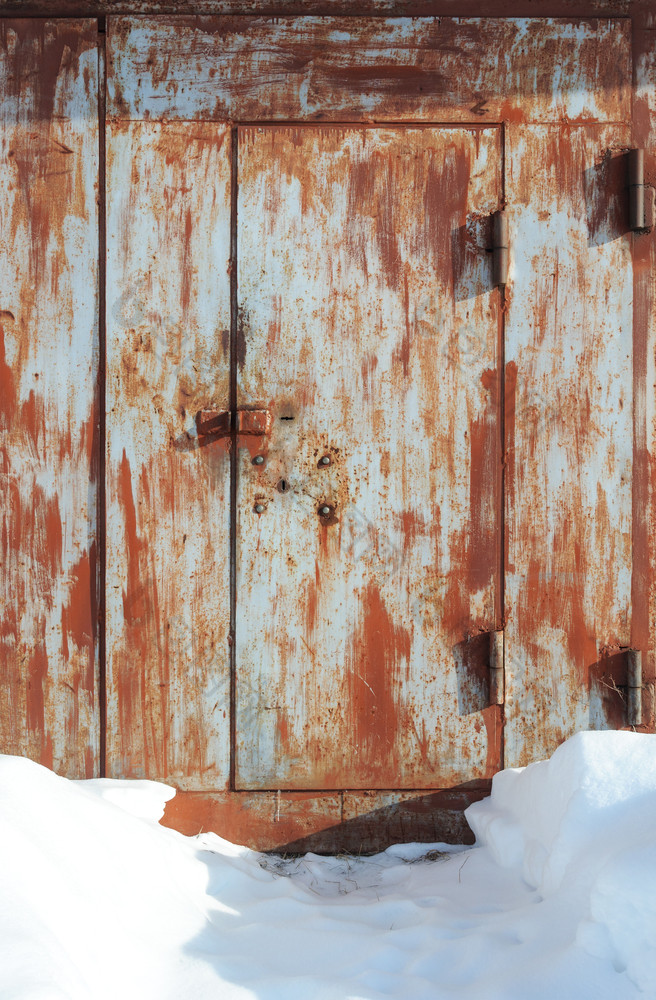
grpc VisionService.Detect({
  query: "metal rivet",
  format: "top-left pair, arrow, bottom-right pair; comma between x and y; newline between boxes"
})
254,503 -> 265,513
319,505 -> 332,517
319,455 -> 331,466
252,455 -> 265,466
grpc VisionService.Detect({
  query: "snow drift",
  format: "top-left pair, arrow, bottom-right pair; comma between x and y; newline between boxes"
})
466,730 -> 656,993
1,732 -> 654,999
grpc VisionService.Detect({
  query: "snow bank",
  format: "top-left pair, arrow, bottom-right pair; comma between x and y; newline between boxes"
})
1,733 -> 654,999
466,731 -> 656,992
0,756 -> 217,999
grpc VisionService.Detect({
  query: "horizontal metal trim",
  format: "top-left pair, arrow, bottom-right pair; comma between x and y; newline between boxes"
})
105,15 -> 632,124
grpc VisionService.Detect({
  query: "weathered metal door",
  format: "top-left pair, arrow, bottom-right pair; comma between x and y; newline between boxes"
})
2,13 -> 653,850
102,16 -> 642,848
234,126 -> 502,789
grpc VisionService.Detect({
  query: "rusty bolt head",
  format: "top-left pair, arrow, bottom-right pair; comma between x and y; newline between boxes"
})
254,503 -> 265,514
252,455 -> 265,466
319,455 -> 331,467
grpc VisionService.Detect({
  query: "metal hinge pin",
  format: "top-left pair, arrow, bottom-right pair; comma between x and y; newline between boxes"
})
628,149 -> 645,232
492,211 -> 509,288
627,649 -> 643,727
489,630 -> 504,706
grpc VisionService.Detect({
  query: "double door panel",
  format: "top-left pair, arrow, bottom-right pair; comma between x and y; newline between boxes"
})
105,116 -> 634,789
104,21 -> 635,791
105,123 -> 503,789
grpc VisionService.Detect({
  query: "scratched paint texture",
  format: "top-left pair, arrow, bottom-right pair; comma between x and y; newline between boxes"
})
105,121 -> 232,787
0,20 -> 99,777
106,16 -> 630,125
504,124 -> 634,766
235,126 -> 502,789
0,1 -> 638,13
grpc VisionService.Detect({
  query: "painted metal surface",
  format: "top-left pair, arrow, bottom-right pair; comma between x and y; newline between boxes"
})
0,1 -> 638,15
633,11 -> 656,732
105,121 -> 232,787
2,11 -> 653,849
504,124 -> 634,765
235,125 -> 503,789
0,20 -> 99,777
106,16 -> 630,125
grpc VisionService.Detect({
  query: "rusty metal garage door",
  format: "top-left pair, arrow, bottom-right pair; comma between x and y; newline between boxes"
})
1,13 -> 651,849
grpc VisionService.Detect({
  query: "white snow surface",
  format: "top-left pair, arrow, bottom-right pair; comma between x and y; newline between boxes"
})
1,731 -> 655,999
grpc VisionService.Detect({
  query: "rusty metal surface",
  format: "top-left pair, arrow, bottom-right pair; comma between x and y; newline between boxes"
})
0,2 -> 637,16
105,120 -> 232,787
633,13 -> 656,733
504,124 -> 634,766
106,16 -> 630,125
161,787 -> 483,851
3,12 -> 654,852
0,20 -> 99,777
162,790 -> 343,850
235,125 -> 503,789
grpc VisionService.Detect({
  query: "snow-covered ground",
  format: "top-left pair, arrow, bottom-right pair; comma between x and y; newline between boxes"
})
1,731 -> 655,999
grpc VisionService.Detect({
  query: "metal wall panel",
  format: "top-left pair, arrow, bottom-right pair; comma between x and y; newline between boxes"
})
106,16 -> 630,125
0,2 -> 637,15
504,125 -> 634,765
235,126 -> 502,789
633,13 -> 656,730
105,121 -> 232,787
0,20 -> 99,776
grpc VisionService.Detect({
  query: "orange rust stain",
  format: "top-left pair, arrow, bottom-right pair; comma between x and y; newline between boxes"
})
118,450 -> 147,624
115,451 -> 152,772
347,584 -> 411,781
61,547 -> 97,691
394,270 -> 412,377
438,526 -> 471,642
180,203 -> 193,317
162,790 -> 342,848
20,389 -> 45,454
424,144 -> 471,281
43,492 -> 63,581
0,323 -> 17,428
481,705 -> 502,777
304,561 -> 320,639
469,401 -> 498,596
26,641 -> 52,768
360,350 -> 378,402
399,509 -> 427,552
276,710 -> 291,755
498,100 -> 526,124
504,359 -> 518,573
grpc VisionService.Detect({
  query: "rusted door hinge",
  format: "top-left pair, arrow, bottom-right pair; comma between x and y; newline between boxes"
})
489,629 -> 504,705
627,649 -> 643,727
628,149 -> 655,233
492,211 -> 508,287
